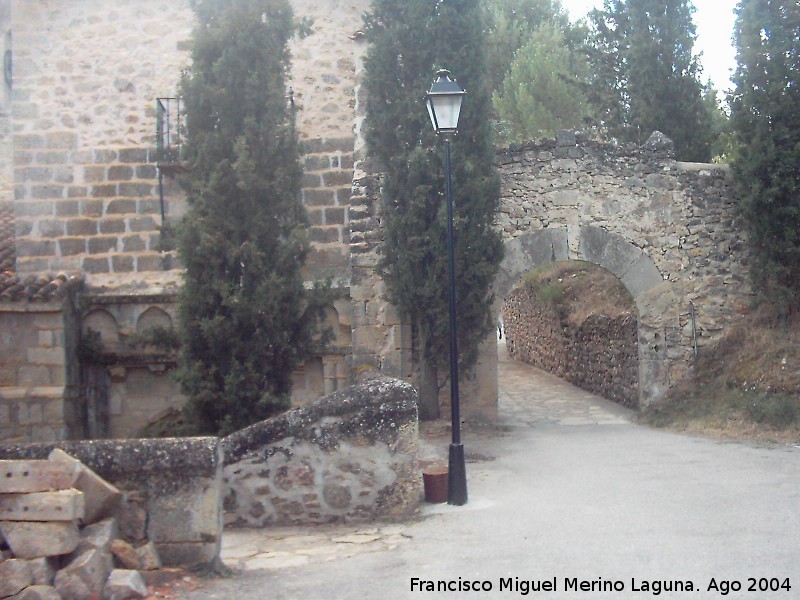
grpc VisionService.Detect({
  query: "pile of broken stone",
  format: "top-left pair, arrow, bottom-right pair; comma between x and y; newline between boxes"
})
1,449 -> 171,600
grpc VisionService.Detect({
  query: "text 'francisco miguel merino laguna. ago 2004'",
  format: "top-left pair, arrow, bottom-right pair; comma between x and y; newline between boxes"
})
409,576 -> 793,596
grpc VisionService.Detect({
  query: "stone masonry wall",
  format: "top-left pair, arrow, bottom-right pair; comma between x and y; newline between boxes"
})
497,133 -> 751,355
0,279 -> 82,443
222,373 -> 420,527
291,0 -> 370,283
11,0 -> 193,282
503,284 -> 639,408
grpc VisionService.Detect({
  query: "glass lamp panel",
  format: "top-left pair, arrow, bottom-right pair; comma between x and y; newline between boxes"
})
431,94 -> 463,131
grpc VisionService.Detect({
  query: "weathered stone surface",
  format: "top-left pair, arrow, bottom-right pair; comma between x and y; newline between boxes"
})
0,521 -> 79,558
133,541 -> 161,571
223,374 -> 420,527
102,569 -> 147,600
110,539 -> 140,570
76,517 -> 118,555
0,489 -> 84,522
48,450 -> 120,524
137,568 -> 183,587
27,557 -> 57,586
154,541 -> 220,569
0,460 -> 77,494
621,254 -> 664,299
0,558 -> 33,598
9,585 -> 63,600
54,548 -> 112,600
117,494 -> 146,543
0,439 -> 223,570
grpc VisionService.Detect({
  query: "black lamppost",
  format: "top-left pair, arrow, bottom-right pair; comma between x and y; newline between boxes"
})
426,69 -> 467,506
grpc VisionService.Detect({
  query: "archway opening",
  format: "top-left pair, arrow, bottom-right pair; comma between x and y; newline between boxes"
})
500,260 -> 639,410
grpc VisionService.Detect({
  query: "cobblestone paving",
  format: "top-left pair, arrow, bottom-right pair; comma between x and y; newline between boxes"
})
219,341 -> 632,573
496,339 -> 633,427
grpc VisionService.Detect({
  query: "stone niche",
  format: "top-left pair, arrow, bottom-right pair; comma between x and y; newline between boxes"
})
222,372 -> 421,527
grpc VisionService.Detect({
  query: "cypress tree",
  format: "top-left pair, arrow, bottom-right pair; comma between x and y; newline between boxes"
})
176,0 -> 321,434
586,0 -> 715,160
730,0 -> 800,304
363,0 -> 504,419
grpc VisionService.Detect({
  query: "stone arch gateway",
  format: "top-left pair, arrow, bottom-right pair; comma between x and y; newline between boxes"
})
494,226 -> 677,407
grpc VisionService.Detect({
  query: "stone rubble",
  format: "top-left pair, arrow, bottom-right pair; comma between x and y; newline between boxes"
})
0,451 -> 176,600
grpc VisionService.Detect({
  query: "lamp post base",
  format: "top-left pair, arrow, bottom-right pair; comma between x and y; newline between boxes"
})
447,443 -> 468,505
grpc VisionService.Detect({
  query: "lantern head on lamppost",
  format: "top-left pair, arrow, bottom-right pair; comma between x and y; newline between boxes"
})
426,69 -> 466,136
425,68 -> 468,506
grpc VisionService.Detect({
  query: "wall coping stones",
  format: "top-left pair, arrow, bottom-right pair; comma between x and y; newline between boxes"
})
223,372 -> 418,465
0,437 -> 221,483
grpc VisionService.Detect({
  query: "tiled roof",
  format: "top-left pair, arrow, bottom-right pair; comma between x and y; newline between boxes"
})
0,272 -> 84,302
0,201 -> 13,273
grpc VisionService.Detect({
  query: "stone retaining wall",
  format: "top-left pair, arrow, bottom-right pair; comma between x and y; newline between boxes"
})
504,284 -> 639,408
222,372 -> 420,527
0,437 -> 223,568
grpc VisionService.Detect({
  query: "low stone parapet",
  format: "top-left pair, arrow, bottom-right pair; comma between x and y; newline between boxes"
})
222,373 -> 421,527
0,437 -> 223,570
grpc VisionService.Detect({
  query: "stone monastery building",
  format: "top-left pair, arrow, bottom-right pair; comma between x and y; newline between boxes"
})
0,0 -> 751,444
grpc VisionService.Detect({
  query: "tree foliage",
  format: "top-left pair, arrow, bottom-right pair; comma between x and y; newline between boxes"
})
585,0 -> 715,160
363,0 -> 503,418
730,0 -> 800,304
483,0 -> 574,94
176,0 -> 322,434
493,24 -> 590,142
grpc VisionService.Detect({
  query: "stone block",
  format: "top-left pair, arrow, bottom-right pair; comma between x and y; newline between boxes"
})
27,557 -> 57,585
87,237 -> 118,254
54,548 -> 113,600
66,218 -> 98,236
153,541 -> 220,569
48,450 -> 121,525
58,238 -> 86,256
0,460 -> 77,493
111,256 -> 135,273
118,183 -> 154,198
76,518 -> 118,554
0,558 -> 33,598
55,201 -> 79,216
8,585 -> 63,600
105,200 -> 136,215
107,166 -> 133,181
16,241 -> 56,258
110,539 -> 141,570
621,254 -> 664,299
91,184 -> 118,199
102,569 -> 147,600
0,489 -> 85,522
127,217 -> 157,232
134,541 -> 161,571
82,257 -> 110,274
117,495 -> 146,543
0,521 -> 80,558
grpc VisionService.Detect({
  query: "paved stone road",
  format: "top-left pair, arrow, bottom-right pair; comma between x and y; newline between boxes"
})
183,341 -> 800,599
496,340 -> 632,428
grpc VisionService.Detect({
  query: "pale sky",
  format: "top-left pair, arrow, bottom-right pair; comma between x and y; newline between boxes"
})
560,0 -> 739,93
